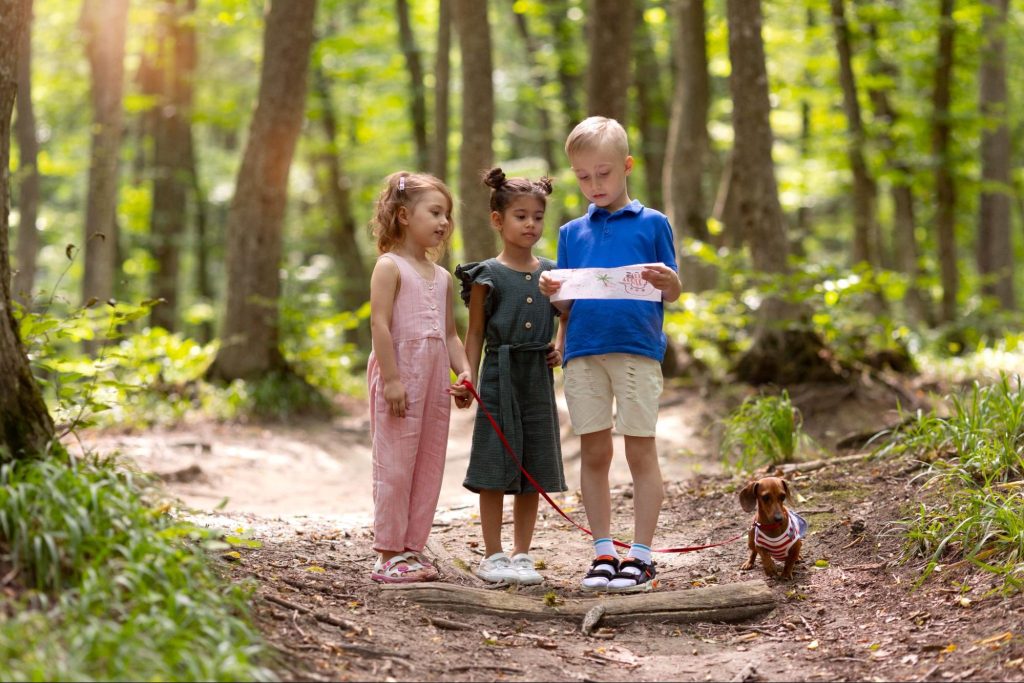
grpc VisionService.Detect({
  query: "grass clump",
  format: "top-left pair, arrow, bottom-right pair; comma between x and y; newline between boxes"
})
0,454 -> 269,681
720,390 -> 812,471
886,375 -> 1024,592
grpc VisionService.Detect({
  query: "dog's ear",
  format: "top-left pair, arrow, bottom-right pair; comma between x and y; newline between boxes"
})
739,481 -> 759,512
781,478 -> 790,496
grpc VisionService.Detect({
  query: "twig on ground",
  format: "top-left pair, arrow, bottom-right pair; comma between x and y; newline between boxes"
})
426,616 -> 474,631
842,562 -> 886,571
450,664 -> 523,674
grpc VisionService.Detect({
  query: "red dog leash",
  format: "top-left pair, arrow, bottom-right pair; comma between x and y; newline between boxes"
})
460,379 -> 743,554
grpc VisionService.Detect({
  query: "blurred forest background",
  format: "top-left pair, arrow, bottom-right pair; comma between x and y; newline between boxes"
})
3,0 -> 1023,430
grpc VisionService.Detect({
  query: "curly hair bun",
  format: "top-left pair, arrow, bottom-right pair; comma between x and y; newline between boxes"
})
482,167 -> 507,189
536,176 -> 554,195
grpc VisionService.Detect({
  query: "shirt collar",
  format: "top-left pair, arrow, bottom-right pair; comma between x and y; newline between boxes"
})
587,199 -> 643,219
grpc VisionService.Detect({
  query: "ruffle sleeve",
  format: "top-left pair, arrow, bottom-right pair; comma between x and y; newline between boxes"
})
454,261 -> 495,311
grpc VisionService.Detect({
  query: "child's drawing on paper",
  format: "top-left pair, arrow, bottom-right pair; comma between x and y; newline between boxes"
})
547,263 -> 665,302
620,269 -> 652,296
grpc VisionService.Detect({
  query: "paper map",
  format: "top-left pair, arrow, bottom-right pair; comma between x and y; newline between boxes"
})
548,263 -> 665,302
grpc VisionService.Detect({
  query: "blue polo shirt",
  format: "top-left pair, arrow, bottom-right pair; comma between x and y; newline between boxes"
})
556,199 -> 678,364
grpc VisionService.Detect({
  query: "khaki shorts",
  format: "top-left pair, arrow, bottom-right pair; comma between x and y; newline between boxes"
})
563,353 -> 663,437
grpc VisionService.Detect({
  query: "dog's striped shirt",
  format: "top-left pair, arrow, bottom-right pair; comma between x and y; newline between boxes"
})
753,510 -> 808,561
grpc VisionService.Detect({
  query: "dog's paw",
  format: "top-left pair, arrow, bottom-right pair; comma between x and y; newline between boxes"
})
740,560 -> 755,571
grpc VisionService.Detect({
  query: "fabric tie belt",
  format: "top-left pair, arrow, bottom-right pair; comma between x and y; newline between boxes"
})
488,341 -> 551,489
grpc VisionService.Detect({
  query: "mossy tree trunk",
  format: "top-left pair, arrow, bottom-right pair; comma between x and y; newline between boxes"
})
0,0 -> 55,461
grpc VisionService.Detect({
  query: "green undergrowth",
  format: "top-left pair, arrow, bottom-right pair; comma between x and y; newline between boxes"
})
0,453 -> 270,681
879,374 -> 1024,593
17,300 -> 365,429
719,390 -> 818,471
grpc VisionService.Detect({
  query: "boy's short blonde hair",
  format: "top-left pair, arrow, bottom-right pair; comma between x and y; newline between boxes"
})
564,116 -> 630,160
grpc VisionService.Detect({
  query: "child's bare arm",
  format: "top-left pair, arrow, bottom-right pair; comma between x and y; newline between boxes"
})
369,258 -> 406,417
548,306 -> 569,368
444,273 -> 473,405
464,284 -> 488,386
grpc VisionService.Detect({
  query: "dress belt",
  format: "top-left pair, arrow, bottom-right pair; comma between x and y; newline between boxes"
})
487,341 -> 551,486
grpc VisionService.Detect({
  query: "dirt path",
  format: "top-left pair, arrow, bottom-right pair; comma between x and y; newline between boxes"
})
73,381 -> 1024,681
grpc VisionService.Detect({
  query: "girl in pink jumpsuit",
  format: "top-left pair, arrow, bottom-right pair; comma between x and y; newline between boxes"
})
367,172 -> 472,583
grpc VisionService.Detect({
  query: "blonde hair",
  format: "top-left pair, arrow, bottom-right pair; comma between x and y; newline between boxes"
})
371,171 -> 454,258
564,116 -> 630,160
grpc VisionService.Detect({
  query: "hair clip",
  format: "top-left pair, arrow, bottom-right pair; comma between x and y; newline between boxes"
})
398,176 -> 406,193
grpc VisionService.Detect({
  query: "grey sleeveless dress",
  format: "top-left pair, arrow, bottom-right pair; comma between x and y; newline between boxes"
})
455,258 -> 567,494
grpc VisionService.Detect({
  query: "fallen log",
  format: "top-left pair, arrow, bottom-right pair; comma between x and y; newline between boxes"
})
381,580 -> 774,625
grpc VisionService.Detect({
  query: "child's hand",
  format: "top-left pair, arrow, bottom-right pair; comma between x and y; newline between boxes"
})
538,272 -> 562,297
448,371 -> 472,407
546,344 -> 563,368
383,379 -> 407,418
642,264 -> 680,292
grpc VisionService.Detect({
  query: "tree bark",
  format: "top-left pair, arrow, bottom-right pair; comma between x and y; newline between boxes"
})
632,2 -> 668,210
382,580 -> 775,624
830,0 -> 880,268
663,0 -> 715,290
312,60 -> 370,347
207,0 -> 318,382
12,0 -> 39,306
184,126 -> 213,342
976,0 -> 1013,309
149,0 -> 197,332
726,0 -> 839,385
79,0 -> 128,307
932,0 -> 957,323
585,0 -> 634,122
0,0 -> 55,461
863,5 -> 931,324
546,0 -> 582,134
511,0 -> 557,174
396,0 -> 429,171
430,0 -> 451,183
453,0 -> 495,263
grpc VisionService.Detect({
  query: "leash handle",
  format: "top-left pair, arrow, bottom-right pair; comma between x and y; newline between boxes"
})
459,379 -> 743,554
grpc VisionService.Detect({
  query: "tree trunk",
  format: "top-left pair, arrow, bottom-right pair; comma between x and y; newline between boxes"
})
149,0 -> 197,332
864,6 -> 931,324
511,0 -> 557,174
663,0 -> 715,290
453,0 -> 495,263
932,0 -> 957,324
396,0 -> 429,171
207,0 -> 318,382
585,0 -> 634,122
830,0 -> 880,268
0,0 -> 55,461
431,0 -> 451,183
546,0 -> 582,135
726,0 -> 839,385
79,0 -> 128,308
312,60 -> 370,347
976,0 -> 1013,309
382,580 -> 775,625
12,0 -> 39,306
185,126 -> 213,342
632,2 -> 668,210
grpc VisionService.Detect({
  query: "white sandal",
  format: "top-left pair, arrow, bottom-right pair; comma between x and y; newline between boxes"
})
370,552 -> 428,584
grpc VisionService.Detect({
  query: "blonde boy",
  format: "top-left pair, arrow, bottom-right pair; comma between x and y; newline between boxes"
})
539,117 -> 680,592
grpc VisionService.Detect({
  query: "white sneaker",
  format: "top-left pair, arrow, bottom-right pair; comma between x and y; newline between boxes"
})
475,552 -> 521,583
510,553 -> 543,585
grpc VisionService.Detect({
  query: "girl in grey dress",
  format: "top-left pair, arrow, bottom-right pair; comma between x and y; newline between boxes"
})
455,168 -> 567,585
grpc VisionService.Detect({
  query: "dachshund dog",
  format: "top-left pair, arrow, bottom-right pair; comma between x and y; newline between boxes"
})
739,477 -> 807,580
